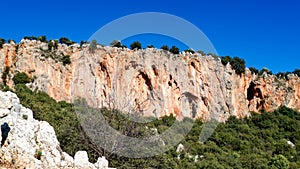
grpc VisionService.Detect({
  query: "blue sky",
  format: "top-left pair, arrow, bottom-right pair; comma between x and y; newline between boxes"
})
1,0 -> 299,73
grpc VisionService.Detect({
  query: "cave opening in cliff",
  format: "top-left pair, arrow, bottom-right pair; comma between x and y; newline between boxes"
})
139,71 -> 153,91
247,82 -> 256,101
247,81 -> 264,109
247,82 -> 263,101
191,61 -> 196,69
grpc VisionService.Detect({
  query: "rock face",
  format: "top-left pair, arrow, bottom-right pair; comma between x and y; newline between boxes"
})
0,91 -> 112,169
1,40 -> 300,121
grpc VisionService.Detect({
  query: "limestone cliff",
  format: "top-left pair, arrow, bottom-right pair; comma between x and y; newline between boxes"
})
0,91 -> 112,168
0,40 -> 299,121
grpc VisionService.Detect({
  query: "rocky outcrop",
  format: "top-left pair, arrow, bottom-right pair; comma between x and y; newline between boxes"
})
0,40 -> 299,121
0,91 -> 113,169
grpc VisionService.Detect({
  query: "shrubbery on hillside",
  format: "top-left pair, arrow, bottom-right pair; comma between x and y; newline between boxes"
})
12,72 -> 31,85
9,78 -> 300,168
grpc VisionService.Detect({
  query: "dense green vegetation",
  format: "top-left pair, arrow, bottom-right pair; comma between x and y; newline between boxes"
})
221,56 -> 246,75
169,45 -> 180,54
61,55 -> 71,66
1,66 -> 10,86
110,40 -> 122,48
23,36 -> 48,43
147,44 -> 155,48
183,48 -> 196,54
0,38 -> 6,48
5,76 -> 300,168
59,37 -> 76,46
161,45 -> 169,51
293,69 -> 300,77
12,72 -> 31,85
13,84 -> 100,160
130,41 -> 142,50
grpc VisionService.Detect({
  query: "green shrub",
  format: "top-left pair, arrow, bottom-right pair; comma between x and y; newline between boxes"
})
221,56 -> 231,66
276,72 -> 290,79
221,56 -> 246,75
183,48 -> 195,54
61,55 -> 71,65
169,46 -> 180,54
293,69 -> 300,77
59,37 -> 76,46
35,149 -> 43,160
259,67 -> 273,76
0,38 -> 5,48
231,57 -> 246,75
130,41 -> 142,50
147,44 -> 154,48
110,40 -> 122,48
89,40 -> 97,53
12,72 -> 30,85
22,114 -> 28,120
8,39 -> 16,44
24,36 -> 37,40
48,40 -> 58,51
37,36 -> 47,43
249,67 -> 259,75
269,154 -> 290,169
160,45 -> 169,51
1,66 -> 10,85
196,50 -> 205,55
80,41 -> 87,47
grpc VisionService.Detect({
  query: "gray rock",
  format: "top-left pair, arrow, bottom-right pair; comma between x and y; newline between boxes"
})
0,91 -> 112,168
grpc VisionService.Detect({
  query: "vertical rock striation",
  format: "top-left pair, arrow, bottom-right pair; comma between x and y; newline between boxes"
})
0,40 -> 299,121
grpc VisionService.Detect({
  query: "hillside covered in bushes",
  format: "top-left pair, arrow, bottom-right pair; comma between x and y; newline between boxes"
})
4,78 -> 300,168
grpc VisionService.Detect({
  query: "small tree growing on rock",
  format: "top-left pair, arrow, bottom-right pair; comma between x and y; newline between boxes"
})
61,55 -> 71,66
293,69 -> 300,77
13,72 -> 31,85
110,40 -> 122,48
89,40 -> 97,53
160,45 -> 169,51
59,37 -> 76,46
130,41 -> 142,50
147,44 -> 154,48
37,36 -> 47,43
169,46 -> 179,54
0,38 -> 6,48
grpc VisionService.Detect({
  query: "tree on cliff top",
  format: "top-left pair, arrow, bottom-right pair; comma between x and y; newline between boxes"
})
130,41 -> 142,50
221,56 -> 246,75
160,45 -> 169,51
59,37 -> 76,46
169,46 -> 180,54
0,38 -> 5,48
293,69 -> 300,77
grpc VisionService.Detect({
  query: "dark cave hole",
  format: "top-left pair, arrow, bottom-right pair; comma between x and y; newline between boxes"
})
139,71 -> 153,91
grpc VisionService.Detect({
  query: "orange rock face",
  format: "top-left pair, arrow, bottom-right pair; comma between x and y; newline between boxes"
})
1,40 -> 300,121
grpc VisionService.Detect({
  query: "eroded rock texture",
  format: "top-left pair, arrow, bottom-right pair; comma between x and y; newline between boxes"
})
0,91 -> 112,168
1,40 -> 299,121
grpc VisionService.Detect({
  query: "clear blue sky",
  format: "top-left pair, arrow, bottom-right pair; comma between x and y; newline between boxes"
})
1,0 -> 299,73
